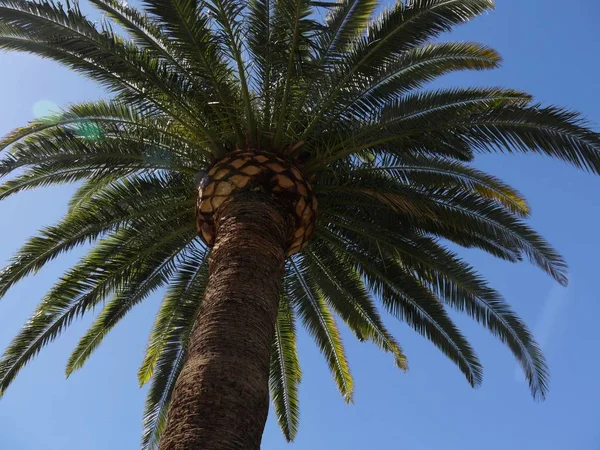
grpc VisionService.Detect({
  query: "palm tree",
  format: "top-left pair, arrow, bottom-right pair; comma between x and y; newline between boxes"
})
1,0 -> 599,448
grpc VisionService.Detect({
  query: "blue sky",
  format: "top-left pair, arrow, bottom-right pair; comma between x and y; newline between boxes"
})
1,1 -> 600,449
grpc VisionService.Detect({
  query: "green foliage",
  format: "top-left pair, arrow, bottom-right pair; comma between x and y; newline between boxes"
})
269,289 -> 302,441
139,245 -> 209,450
1,0 -> 599,446
290,260 -> 354,401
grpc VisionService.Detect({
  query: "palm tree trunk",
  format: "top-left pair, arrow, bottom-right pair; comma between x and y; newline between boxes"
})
158,192 -> 291,450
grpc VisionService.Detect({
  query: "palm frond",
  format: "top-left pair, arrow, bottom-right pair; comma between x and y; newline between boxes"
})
65,240 -> 197,376
307,87 -> 532,168
0,124 -> 200,193
205,0 -> 257,140
289,0 -> 377,127
0,100 -> 205,158
248,0 -> 274,130
140,0 -> 243,146
140,247 -> 208,450
301,0 -> 494,137
141,334 -> 187,450
269,290 -> 302,441
0,0 -> 216,139
319,89 -> 600,174
289,260 -> 354,401
318,227 -> 483,386
0,218 -> 194,395
321,42 -> 501,130
315,0 -> 376,62
86,0 -> 190,72
355,154 -> 530,216
138,244 -> 208,385
401,238 -> 549,399
319,171 -> 566,284
272,0 -> 314,145
0,173 -> 193,299
303,239 -> 407,369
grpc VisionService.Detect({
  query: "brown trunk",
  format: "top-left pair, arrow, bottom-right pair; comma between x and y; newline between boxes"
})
158,192 -> 291,450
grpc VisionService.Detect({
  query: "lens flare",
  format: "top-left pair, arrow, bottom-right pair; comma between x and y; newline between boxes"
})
32,100 -> 60,120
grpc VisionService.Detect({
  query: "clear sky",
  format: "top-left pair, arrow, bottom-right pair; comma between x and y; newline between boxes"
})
1,1 -> 600,449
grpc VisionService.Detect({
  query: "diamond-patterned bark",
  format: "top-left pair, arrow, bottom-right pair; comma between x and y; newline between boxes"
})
196,150 -> 318,256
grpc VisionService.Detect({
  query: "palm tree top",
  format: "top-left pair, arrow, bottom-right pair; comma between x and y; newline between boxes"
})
1,0 -> 599,446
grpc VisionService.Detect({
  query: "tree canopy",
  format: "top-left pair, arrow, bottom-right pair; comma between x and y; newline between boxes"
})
1,0 -> 599,447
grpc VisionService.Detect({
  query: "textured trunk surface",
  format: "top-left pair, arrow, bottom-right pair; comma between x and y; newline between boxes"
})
158,193 -> 291,450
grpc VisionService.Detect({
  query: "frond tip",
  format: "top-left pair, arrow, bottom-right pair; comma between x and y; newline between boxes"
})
289,261 -> 354,402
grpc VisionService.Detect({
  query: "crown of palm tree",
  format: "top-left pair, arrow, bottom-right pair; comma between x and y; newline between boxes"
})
1,0 -> 600,447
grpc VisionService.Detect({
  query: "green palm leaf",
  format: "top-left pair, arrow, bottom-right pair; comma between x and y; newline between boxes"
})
356,154 -> 530,216
269,290 -> 302,441
302,0 -> 495,137
65,241 -> 196,376
140,247 -> 209,450
0,218 -> 195,394
289,260 -> 354,401
138,244 -> 208,385
303,239 -> 407,369
318,227 -> 483,386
